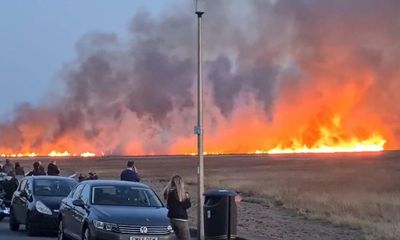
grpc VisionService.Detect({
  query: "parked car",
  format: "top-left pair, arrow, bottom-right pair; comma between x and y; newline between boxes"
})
9,176 -> 78,235
58,180 -> 175,240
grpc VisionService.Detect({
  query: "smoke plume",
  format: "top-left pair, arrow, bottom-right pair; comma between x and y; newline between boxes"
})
1,0 -> 399,155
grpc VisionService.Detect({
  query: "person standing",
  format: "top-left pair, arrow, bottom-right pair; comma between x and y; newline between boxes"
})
2,172 -> 19,201
120,161 -> 140,182
163,175 -> 191,240
47,161 -> 60,176
2,159 -> 13,175
27,161 -> 46,176
38,161 -> 45,174
14,162 -> 25,176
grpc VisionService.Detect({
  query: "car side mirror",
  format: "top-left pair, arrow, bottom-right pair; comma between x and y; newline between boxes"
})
72,199 -> 85,208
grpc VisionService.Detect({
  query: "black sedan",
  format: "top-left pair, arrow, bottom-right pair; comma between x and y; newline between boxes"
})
58,180 -> 175,240
9,176 -> 78,236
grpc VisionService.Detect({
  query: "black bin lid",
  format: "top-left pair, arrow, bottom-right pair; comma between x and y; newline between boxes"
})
204,189 -> 237,197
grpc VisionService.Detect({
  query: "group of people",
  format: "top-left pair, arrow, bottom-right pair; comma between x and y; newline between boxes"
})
0,159 -> 61,177
0,159 -> 61,202
78,172 -> 99,182
0,159 -> 24,176
26,160 -> 60,176
120,161 -> 191,240
0,158 -> 190,240
0,159 -> 22,201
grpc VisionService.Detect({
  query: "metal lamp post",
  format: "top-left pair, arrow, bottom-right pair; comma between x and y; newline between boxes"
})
195,5 -> 205,240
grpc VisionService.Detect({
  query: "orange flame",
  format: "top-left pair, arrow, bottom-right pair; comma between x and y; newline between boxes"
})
0,151 -> 96,158
267,133 -> 385,154
267,115 -> 386,154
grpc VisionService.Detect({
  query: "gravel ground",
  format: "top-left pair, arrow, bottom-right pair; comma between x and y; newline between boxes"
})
145,178 -> 365,240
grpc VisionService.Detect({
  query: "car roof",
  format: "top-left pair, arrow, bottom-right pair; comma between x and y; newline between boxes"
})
23,176 -> 77,181
81,180 -> 150,189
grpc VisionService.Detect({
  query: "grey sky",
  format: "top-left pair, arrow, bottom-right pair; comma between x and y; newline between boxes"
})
0,0 -> 172,118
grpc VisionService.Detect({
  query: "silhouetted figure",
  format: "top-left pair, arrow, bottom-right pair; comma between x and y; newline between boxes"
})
38,161 -> 45,174
47,161 -> 60,176
2,159 -> 13,175
120,161 -> 140,182
3,172 -> 19,201
14,162 -> 25,176
27,161 -> 46,176
87,172 -> 98,180
78,174 -> 86,182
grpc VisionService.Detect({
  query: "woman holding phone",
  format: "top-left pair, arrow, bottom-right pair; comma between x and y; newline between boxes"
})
163,175 -> 191,240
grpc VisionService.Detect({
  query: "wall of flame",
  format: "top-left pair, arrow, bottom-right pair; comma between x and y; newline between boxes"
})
1,0 -> 399,157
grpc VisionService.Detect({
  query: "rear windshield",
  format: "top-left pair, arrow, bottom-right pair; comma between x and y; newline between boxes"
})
92,185 -> 163,207
34,179 -> 77,197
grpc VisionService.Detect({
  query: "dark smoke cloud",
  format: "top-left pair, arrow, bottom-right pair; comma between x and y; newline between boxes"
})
1,0 -> 400,153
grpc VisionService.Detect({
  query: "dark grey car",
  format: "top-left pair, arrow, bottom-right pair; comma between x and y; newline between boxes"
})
58,180 -> 175,240
9,176 -> 78,236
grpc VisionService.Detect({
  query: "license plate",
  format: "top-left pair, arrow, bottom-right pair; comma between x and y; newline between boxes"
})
130,237 -> 158,240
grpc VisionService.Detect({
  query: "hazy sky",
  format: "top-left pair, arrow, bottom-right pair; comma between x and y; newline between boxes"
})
0,0 -> 174,118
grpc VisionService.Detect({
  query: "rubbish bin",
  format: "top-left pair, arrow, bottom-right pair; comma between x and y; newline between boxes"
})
204,189 -> 237,239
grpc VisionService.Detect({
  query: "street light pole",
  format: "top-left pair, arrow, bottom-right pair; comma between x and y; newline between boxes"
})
195,9 -> 205,240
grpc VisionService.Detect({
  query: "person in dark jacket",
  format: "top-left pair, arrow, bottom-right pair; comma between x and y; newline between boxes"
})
27,161 -> 46,176
14,162 -> 25,176
38,161 -> 45,174
88,172 -> 98,180
120,161 -> 140,182
78,173 -> 86,182
163,175 -> 191,240
47,161 -> 60,176
3,172 -> 19,201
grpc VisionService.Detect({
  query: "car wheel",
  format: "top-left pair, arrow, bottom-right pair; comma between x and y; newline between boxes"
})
58,219 -> 69,240
82,226 -> 94,240
26,213 -> 37,236
9,208 -> 20,231
0,213 -> 4,222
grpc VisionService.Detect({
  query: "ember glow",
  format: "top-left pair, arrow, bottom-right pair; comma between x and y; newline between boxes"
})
0,1 -> 398,156
267,115 -> 387,154
267,134 -> 386,154
0,151 -> 96,158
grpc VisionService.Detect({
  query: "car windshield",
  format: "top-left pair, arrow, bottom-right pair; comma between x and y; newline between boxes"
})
34,179 -> 77,197
92,185 -> 163,207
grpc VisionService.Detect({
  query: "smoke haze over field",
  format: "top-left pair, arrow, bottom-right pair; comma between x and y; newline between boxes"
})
1,0 -> 400,155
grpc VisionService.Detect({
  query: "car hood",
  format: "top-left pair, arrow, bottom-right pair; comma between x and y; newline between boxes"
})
35,196 -> 65,210
91,205 -> 169,225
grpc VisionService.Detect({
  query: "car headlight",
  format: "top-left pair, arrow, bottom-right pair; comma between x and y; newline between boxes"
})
93,220 -> 117,231
167,225 -> 174,233
35,201 -> 52,215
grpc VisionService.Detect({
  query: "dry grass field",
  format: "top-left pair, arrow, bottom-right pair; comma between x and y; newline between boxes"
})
5,151 -> 400,240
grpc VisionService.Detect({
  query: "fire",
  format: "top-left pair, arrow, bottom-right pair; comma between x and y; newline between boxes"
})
0,152 -> 37,158
0,1 -> 398,157
267,133 -> 386,154
266,115 -> 386,154
48,151 -> 71,157
0,151 -> 96,158
80,152 -> 96,157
